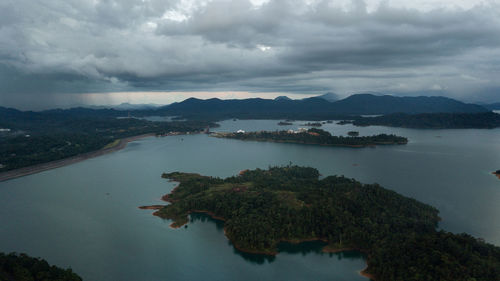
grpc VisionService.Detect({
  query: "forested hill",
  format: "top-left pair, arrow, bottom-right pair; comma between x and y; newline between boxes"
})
151,97 -> 349,120
150,166 -> 500,281
332,94 -> 487,114
150,94 -> 488,120
0,94 -> 489,122
352,112 -> 500,129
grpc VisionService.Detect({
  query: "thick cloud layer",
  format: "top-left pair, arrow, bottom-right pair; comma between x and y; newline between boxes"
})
1,0 -> 500,108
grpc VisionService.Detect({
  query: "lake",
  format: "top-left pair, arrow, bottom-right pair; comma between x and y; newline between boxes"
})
1,119 -> 499,280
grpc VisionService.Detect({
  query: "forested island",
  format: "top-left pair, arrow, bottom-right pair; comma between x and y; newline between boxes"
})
144,166 -> 500,281
213,128 -> 408,147
0,252 -> 81,281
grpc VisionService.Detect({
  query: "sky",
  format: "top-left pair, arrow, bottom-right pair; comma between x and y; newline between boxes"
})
1,0 -> 500,109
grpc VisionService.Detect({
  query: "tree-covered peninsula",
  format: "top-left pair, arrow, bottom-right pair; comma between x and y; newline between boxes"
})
146,166 -> 500,281
0,107 -> 216,173
213,128 -> 408,147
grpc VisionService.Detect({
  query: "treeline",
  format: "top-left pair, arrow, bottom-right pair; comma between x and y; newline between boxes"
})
0,252 -> 81,281
0,111 -> 216,172
352,112 -> 500,129
155,166 -> 500,281
0,133 -> 109,171
215,128 -> 408,147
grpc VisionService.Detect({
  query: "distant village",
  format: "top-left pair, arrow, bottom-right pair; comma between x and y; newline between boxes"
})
155,126 -> 212,137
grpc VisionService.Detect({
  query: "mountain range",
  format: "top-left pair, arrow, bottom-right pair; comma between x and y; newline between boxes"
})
315,92 -> 339,102
0,94 -> 492,123
149,93 -> 488,120
86,103 -> 162,110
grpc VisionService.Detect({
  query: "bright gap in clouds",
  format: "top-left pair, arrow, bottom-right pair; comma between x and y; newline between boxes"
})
81,91 -> 318,107
160,0 -> 488,21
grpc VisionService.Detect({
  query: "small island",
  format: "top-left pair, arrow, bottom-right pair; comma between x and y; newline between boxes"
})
212,128 -> 408,147
302,122 -> 322,127
336,120 -> 352,125
142,166 -> 500,281
493,170 -> 500,180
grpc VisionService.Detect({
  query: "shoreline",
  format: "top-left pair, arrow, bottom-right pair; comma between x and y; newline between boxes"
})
322,245 -> 374,280
0,133 -> 155,182
138,205 -> 165,210
146,206 -> 375,279
213,135 -> 406,148
140,174 -> 377,280
360,268 -> 375,280
172,210 -> 376,280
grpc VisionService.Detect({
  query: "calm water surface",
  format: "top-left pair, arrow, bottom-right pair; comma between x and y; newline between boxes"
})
1,119 -> 500,280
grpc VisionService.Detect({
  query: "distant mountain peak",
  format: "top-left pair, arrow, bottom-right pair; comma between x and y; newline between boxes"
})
274,96 -> 292,101
112,103 -> 162,110
316,92 -> 339,102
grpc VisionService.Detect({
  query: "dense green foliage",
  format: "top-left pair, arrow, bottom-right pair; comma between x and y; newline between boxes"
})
0,108 -> 216,172
302,122 -> 322,127
214,128 -> 407,147
155,166 -> 500,281
0,134 -> 110,171
353,112 -> 500,129
0,252 -> 81,281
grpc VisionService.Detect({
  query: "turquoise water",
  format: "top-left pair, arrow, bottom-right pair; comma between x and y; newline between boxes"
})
1,119 -> 500,280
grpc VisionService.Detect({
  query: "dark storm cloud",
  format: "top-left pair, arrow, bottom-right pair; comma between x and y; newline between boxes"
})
1,0 -> 500,107
158,0 -> 500,69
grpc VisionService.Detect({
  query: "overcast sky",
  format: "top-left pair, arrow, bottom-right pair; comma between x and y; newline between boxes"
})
1,0 -> 500,109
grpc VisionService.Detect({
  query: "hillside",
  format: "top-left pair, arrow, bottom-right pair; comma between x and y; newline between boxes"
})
484,102 -> 500,110
330,94 -> 487,114
1,94 -> 488,122
150,94 -> 488,120
352,112 -> 500,129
